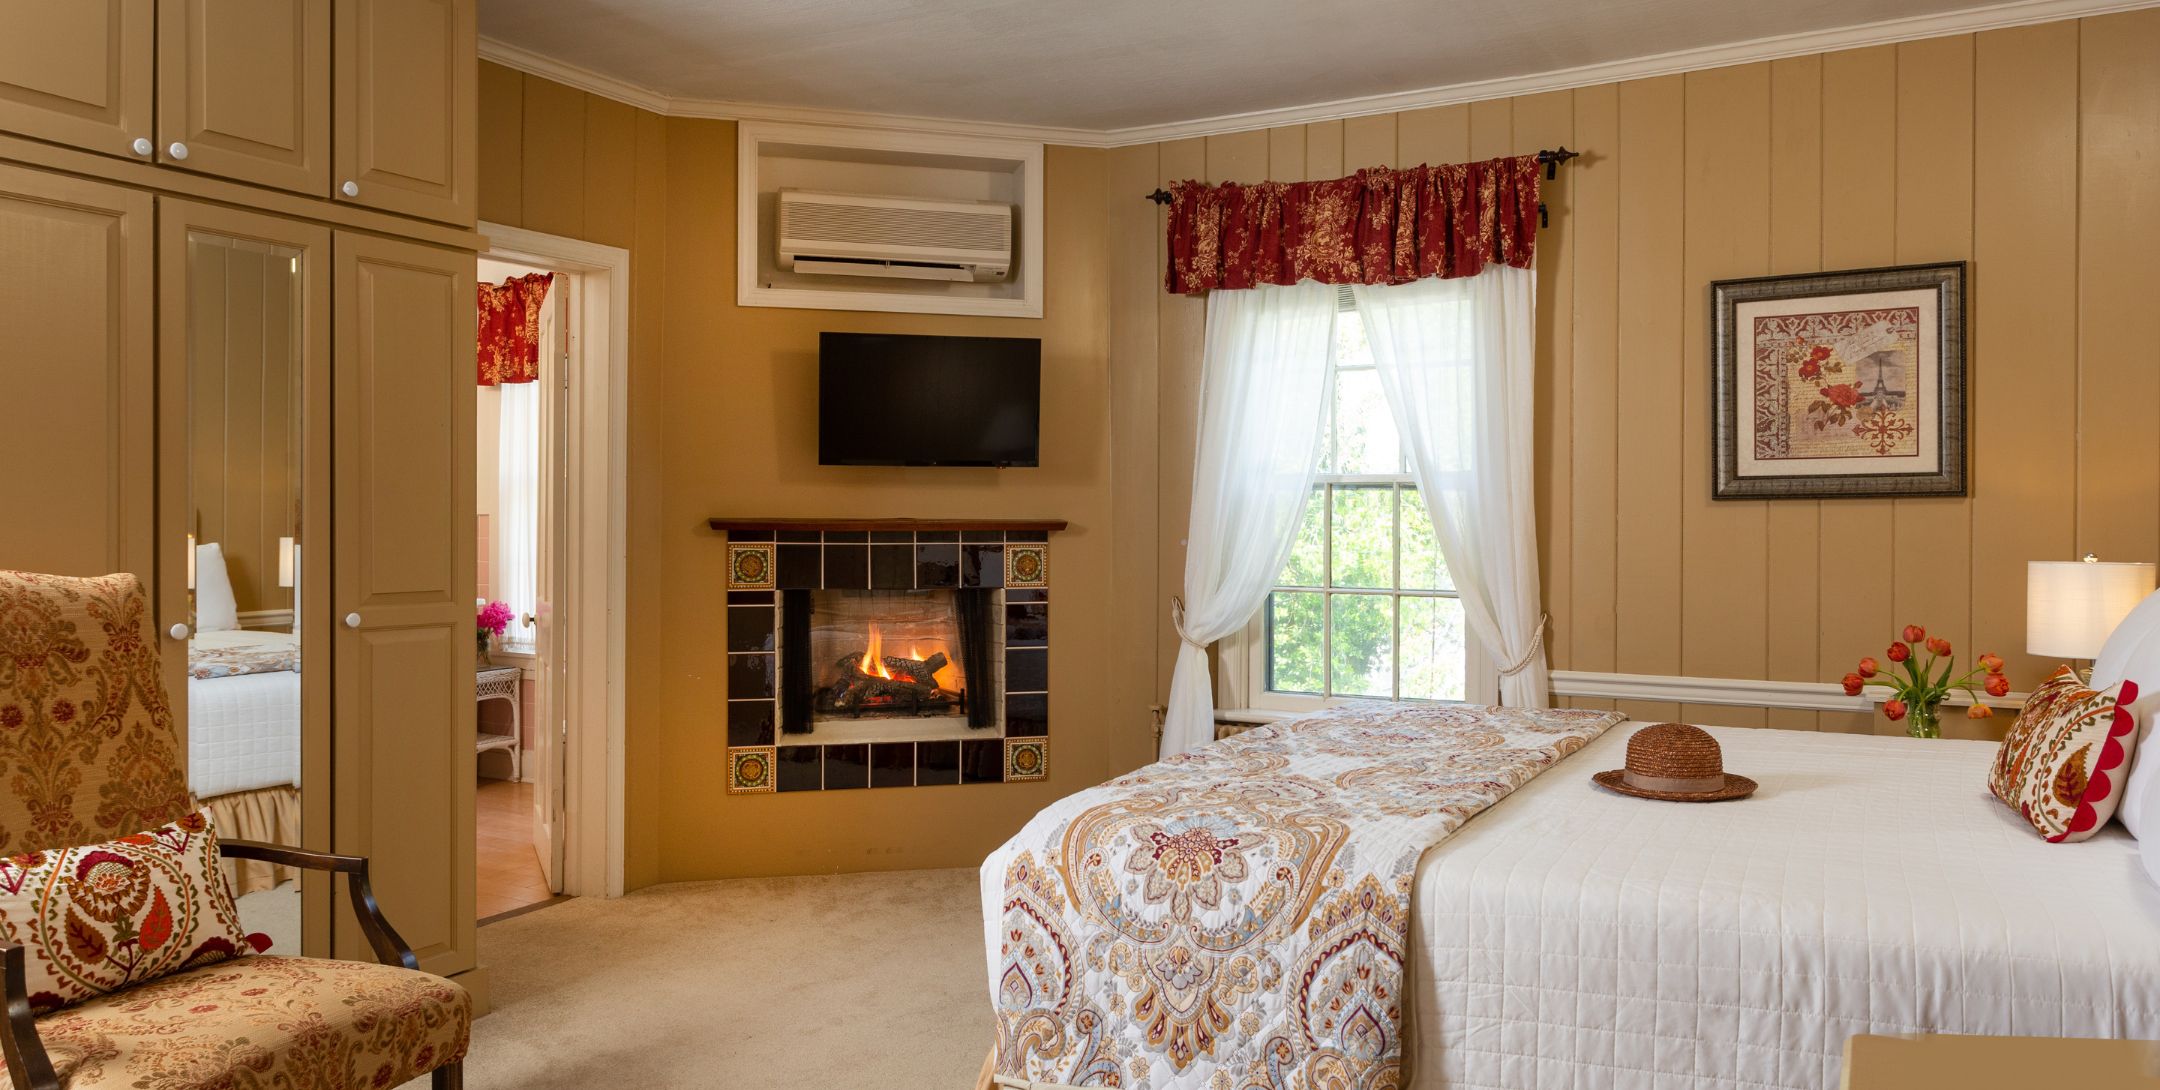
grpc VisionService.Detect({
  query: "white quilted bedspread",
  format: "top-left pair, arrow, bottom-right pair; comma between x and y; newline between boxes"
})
1409,723 -> 2160,1090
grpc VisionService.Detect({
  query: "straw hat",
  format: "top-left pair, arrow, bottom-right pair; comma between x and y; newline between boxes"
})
1592,723 -> 1757,802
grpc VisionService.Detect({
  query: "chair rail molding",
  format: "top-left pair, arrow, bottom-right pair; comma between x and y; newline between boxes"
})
1548,670 -> 2028,713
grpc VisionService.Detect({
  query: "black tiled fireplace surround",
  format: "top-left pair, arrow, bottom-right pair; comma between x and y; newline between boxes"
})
723,528 -> 1049,793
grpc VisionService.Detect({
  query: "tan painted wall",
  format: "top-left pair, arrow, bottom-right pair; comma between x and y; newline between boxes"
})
479,64 -> 1135,885
1111,11 -> 2160,741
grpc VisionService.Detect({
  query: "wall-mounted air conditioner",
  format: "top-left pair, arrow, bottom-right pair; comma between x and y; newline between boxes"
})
776,189 -> 1013,283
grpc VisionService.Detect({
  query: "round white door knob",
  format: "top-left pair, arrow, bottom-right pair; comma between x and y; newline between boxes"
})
340,180 -> 359,197
344,612 -> 362,629
131,137 -> 153,157
166,142 -> 189,161
167,622 -> 189,640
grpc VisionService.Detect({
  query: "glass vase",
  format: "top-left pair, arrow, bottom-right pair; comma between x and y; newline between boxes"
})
1906,701 -> 1942,739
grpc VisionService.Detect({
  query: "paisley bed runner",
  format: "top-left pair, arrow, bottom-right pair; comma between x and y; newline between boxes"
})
982,700 -> 1624,1089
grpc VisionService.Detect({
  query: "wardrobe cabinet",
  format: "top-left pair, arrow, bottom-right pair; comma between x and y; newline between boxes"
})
0,1 -> 154,163
331,232 -> 477,978
332,0 -> 477,225
0,0 -> 473,227
0,165 -> 156,581
157,0 -> 331,195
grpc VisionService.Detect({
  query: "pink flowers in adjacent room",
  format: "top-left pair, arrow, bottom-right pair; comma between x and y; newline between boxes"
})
1840,625 -> 2010,738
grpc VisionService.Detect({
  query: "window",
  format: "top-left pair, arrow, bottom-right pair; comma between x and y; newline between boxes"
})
1238,293 -> 1483,709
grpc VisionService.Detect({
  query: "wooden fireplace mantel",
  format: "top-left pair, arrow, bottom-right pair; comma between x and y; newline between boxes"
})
706,516 -> 1068,534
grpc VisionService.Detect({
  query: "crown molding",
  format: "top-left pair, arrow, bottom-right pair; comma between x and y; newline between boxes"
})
482,0 -> 2159,149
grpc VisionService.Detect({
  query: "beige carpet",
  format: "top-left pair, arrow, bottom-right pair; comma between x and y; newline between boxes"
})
456,868 -> 990,1090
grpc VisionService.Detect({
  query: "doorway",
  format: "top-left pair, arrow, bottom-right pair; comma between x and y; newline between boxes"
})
472,224 -> 630,920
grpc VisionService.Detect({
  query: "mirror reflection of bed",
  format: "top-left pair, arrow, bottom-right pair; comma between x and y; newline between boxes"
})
182,229 -> 307,954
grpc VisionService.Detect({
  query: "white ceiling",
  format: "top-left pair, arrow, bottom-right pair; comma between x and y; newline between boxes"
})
479,0 -> 2142,138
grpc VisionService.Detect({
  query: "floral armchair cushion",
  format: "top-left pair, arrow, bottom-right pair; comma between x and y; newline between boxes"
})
1989,665 -> 2141,842
0,808 -> 265,1014
0,571 -> 193,855
17,955 -> 470,1090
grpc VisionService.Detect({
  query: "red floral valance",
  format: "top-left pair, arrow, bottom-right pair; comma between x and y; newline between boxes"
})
1165,155 -> 1541,294
477,272 -> 553,386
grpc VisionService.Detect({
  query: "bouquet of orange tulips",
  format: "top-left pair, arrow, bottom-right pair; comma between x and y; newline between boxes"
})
1841,624 -> 2010,738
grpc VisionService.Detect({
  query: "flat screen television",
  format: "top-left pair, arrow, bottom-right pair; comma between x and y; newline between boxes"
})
818,332 -> 1041,467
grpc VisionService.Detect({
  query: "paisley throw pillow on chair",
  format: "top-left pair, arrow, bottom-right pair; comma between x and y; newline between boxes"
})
0,807 -> 268,1014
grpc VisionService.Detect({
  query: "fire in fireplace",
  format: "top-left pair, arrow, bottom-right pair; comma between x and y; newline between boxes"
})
783,587 -> 1003,739
818,622 -> 964,717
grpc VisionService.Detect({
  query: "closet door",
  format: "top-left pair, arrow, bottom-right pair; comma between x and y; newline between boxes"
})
331,0 -> 476,226
0,0 -> 154,162
0,165 -> 154,581
156,0 -> 331,194
332,230 -> 476,976
156,199 -> 334,956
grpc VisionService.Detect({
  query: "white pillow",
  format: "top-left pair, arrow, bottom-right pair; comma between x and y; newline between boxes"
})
2094,589 -> 2160,840
194,541 -> 240,633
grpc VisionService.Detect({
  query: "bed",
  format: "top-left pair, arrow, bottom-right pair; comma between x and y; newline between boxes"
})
981,711 -> 2160,1090
187,628 -> 303,896
1408,722 -> 2160,1089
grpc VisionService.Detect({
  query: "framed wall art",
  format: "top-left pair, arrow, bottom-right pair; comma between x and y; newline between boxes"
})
1711,262 -> 1966,499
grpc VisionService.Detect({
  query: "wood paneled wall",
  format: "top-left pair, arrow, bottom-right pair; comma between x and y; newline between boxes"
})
1110,11 -> 2160,740
187,236 -> 300,619
480,64 -> 1126,884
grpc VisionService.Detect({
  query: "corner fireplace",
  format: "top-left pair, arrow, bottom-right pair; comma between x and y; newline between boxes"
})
718,520 -> 1056,794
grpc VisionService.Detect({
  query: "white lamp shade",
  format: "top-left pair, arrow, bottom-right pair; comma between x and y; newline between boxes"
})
2028,559 -> 2158,659
277,537 -> 296,588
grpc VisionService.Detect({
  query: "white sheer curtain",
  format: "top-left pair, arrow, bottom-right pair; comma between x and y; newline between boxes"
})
1353,268 -> 1549,707
1161,279 -> 1338,758
495,275 -> 552,655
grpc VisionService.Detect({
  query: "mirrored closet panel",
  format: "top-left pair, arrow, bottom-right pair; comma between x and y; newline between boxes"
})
157,201 -> 332,957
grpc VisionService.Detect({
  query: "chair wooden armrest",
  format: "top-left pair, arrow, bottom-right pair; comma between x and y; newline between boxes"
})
2,943 -> 59,1090
218,840 -> 417,970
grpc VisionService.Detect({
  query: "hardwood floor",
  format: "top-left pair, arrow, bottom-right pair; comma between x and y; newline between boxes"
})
477,778 -> 556,920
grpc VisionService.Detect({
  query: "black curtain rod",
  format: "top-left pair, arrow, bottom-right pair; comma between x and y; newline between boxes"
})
1143,146 -> 1580,205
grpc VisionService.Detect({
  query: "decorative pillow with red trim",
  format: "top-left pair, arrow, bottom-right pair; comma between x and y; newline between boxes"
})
0,808 -> 268,1014
1989,666 -> 2141,842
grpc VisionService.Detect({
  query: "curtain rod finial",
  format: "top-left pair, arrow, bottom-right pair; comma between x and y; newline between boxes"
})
1146,188 -> 1173,205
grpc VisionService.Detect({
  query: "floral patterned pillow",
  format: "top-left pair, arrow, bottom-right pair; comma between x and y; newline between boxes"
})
1989,665 -> 2141,842
0,808 -> 267,1014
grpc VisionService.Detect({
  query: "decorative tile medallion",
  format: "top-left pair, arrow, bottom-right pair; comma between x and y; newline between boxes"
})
728,747 -> 776,793
1004,738 -> 1048,782
1005,544 -> 1047,588
727,543 -> 775,589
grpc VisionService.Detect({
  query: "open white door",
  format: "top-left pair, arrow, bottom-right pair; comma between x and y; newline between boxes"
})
530,273 -> 570,893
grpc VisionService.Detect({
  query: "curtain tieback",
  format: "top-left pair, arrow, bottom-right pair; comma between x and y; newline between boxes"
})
1497,613 -> 1550,677
1169,596 -> 1208,648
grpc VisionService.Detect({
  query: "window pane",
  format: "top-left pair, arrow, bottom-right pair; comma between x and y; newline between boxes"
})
1329,485 -> 1394,589
1399,489 -> 1453,591
1401,596 -> 1467,701
1279,487 -> 1325,587
1267,592 -> 1325,694
1329,593 -> 1394,698
1330,367 -> 1402,476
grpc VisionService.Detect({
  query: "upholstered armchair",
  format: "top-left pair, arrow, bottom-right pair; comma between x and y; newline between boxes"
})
0,571 -> 469,1090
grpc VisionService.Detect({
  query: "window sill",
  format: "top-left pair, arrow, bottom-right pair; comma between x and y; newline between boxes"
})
1214,707 -> 1295,725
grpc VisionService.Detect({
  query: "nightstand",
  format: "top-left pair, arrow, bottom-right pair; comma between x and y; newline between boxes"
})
476,664 -> 524,782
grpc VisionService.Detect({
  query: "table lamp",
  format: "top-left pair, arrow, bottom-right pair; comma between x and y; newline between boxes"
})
2028,554 -> 2157,679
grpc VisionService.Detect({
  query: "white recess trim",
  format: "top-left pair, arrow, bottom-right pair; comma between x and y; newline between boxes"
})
481,0 -> 2159,149
736,121 -> 1045,318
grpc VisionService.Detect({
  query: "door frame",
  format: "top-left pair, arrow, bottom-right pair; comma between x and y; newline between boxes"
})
478,222 -> 628,898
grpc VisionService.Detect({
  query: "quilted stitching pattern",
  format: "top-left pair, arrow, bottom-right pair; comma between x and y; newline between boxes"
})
1409,725 -> 2160,1090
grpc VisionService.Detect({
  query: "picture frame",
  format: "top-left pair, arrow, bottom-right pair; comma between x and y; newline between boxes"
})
1711,262 -> 1966,500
